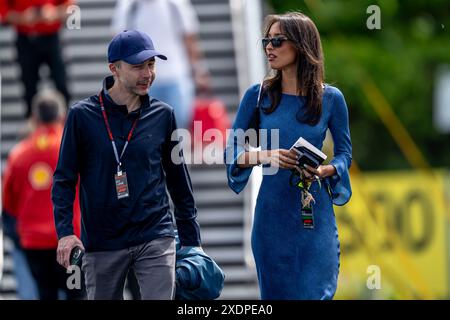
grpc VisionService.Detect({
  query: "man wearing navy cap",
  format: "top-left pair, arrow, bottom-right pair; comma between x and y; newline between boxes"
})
52,30 -> 202,299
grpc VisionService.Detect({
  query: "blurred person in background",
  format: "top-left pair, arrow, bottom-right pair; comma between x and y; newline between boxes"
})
225,12 -> 352,299
2,204 -> 38,300
0,0 -> 73,119
111,0 -> 210,130
2,90 -> 84,300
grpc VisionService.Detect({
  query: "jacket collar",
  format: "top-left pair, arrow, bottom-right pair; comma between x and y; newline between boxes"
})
100,76 -> 150,114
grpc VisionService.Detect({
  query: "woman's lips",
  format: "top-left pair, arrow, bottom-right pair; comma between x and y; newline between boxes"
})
268,54 -> 277,61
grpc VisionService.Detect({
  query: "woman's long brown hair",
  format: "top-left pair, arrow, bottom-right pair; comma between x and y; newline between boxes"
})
262,12 -> 324,126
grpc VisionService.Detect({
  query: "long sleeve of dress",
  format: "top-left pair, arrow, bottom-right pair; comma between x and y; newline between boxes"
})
224,85 -> 260,194
327,88 -> 353,206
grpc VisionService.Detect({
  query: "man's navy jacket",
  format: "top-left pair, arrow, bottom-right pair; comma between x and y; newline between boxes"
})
52,76 -> 201,252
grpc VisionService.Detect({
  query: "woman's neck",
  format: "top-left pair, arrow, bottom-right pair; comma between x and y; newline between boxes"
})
281,65 -> 300,95
108,83 -> 141,113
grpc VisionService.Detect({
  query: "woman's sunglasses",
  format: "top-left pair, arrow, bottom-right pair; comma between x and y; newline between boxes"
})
262,36 -> 289,48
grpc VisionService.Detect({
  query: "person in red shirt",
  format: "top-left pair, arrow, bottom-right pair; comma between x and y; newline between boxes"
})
0,0 -> 73,118
2,89 -> 84,300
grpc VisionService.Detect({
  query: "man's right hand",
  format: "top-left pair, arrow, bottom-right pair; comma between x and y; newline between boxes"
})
57,235 -> 84,269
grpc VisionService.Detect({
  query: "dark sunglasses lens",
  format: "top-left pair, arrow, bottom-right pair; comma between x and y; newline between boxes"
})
272,38 -> 283,47
262,37 -> 286,48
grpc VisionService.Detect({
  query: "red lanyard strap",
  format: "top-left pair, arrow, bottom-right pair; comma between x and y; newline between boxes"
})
98,92 -> 139,172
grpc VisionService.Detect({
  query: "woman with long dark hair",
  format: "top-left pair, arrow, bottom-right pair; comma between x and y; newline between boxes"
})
225,12 -> 352,299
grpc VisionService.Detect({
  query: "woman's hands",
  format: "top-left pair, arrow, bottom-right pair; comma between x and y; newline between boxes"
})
299,164 -> 337,182
237,150 -> 337,180
258,149 -> 299,169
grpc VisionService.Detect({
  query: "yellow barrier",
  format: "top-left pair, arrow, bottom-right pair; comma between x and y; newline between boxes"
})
334,170 -> 448,299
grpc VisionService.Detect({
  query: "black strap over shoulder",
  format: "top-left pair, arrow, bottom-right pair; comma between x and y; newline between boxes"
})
246,81 -> 265,147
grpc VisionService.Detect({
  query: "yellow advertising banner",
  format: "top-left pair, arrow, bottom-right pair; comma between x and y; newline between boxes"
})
334,170 -> 449,299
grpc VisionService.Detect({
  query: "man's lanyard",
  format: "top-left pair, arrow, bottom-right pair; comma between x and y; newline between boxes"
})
98,91 -> 139,175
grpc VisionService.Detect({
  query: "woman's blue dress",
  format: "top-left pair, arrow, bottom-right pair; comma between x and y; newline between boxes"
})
225,84 -> 352,299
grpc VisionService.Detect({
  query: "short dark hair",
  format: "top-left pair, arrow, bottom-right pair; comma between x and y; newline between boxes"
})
31,90 -> 66,123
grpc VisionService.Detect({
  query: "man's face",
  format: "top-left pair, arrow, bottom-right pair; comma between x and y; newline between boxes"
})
111,58 -> 156,96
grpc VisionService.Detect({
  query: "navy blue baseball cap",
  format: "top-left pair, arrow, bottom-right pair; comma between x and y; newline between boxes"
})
108,30 -> 167,64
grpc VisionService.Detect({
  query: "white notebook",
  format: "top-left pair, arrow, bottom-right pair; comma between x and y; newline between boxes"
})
290,137 -> 327,168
